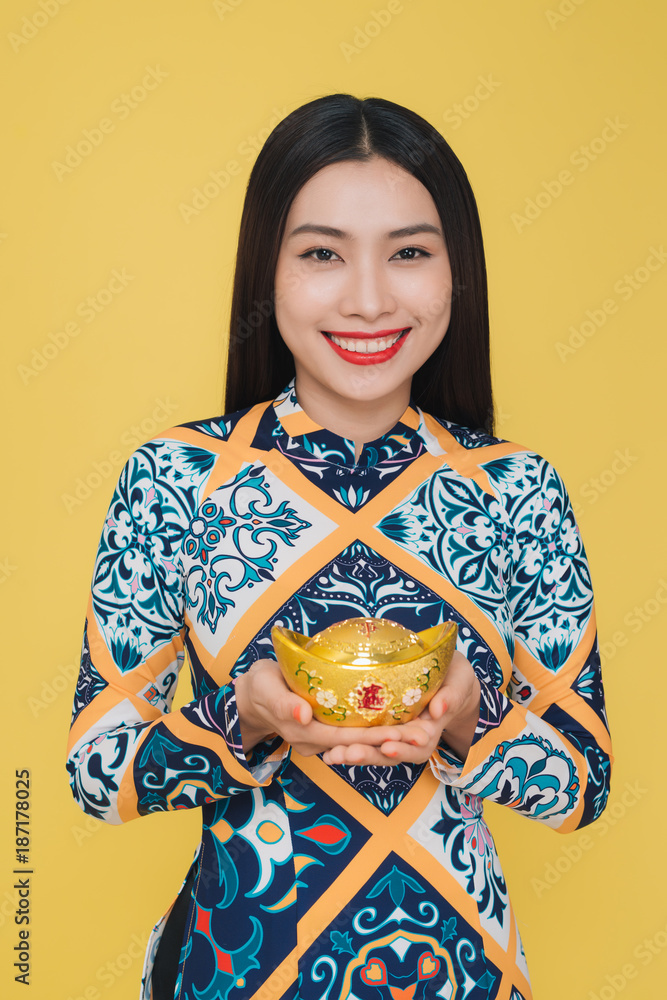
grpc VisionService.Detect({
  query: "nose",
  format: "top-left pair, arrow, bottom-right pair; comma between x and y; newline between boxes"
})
338,258 -> 397,322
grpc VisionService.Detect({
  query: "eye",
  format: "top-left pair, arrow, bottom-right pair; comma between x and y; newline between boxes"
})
391,246 -> 432,261
298,247 -> 341,263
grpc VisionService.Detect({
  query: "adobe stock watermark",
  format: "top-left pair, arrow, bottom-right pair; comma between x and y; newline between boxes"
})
340,0 -> 415,64
511,117 -> 628,233
8,0 -> 72,53
61,397 -> 179,514
230,294 -> 276,347
588,917 -> 667,1000
179,106 -> 288,223
570,447 -> 638,514
494,404 -> 512,431
545,0 -> 588,31
556,245 -> 666,361
378,141 -> 438,193
531,780 -> 647,898
17,269 -> 135,384
213,0 -> 246,17
70,813 -> 104,847
28,661 -> 78,716
442,75 -> 501,129
63,931 -> 149,999
598,578 -> 667,665
0,557 -> 18,585
51,66 -> 169,181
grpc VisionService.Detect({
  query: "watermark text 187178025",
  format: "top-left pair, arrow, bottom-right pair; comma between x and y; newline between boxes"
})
13,769 -> 32,985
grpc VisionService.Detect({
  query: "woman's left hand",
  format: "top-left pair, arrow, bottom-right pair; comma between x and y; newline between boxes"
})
321,651 -> 481,767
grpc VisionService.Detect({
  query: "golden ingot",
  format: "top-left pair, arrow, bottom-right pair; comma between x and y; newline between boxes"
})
271,617 -> 457,726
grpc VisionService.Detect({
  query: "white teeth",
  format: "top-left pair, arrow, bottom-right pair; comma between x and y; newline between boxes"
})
328,330 -> 406,353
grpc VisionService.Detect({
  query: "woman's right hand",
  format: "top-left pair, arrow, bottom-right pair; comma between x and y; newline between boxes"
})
234,658 -> 403,758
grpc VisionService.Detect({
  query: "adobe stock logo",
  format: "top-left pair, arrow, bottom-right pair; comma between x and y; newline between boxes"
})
556,246 -> 666,361
531,781 -> 647,899
60,397 -> 179,514
569,448 -> 639,516
340,1 -> 412,63
511,118 -> 628,233
213,0 -> 246,16
442,76 -> 501,129
8,0 -> 71,53
51,67 -> 169,181
545,0 -> 588,30
17,269 -> 135,384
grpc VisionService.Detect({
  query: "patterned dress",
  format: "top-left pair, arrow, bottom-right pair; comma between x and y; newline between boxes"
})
66,379 -> 612,1000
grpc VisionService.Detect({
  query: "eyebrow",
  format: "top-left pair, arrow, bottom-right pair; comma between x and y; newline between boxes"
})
286,223 -> 443,240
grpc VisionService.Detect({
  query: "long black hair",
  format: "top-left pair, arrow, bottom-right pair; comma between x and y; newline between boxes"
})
224,94 -> 493,433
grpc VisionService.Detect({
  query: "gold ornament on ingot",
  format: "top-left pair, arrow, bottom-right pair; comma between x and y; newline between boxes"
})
271,617 -> 457,726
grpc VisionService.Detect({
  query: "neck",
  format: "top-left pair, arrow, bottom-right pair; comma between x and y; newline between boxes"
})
293,379 -> 411,458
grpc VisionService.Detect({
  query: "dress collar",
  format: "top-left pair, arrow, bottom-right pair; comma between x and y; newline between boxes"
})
271,378 -> 425,469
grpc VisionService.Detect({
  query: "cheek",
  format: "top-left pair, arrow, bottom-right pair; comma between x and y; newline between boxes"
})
418,279 -> 453,327
274,298 -> 312,340
399,268 -> 452,323
274,267 -> 302,303
275,287 -> 331,336
425,297 -> 452,329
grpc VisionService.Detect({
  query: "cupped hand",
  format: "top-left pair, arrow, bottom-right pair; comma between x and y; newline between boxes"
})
234,659 -> 411,758
321,651 -> 481,767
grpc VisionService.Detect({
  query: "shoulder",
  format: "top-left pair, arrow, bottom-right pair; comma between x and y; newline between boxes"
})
123,403 -> 262,468
429,413 -> 505,450
110,403 -> 267,511
427,413 -> 575,520
170,404 -> 257,444
426,413 -> 563,484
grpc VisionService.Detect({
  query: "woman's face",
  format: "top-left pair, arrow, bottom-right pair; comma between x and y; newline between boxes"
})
273,156 -> 453,414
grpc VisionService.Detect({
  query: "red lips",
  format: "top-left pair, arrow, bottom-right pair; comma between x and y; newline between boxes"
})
321,328 -> 411,366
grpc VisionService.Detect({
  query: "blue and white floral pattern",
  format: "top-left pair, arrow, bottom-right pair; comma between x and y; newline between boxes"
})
70,621 -> 108,724
465,733 -> 579,823
410,784 -> 510,951
90,440 -> 203,671
183,465 -> 311,633
377,468 -> 518,649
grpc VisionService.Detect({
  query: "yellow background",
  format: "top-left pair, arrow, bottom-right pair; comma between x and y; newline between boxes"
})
1,1 -> 664,997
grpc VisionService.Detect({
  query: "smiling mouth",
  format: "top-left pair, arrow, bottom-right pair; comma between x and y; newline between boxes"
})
321,327 -> 411,364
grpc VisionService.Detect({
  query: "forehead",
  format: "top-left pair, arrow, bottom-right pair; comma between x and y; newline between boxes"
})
284,158 -> 440,228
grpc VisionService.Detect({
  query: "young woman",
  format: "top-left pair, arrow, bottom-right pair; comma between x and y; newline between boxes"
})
66,94 -> 612,1000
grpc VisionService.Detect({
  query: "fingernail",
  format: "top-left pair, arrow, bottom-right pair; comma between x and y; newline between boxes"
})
292,705 -> 301,722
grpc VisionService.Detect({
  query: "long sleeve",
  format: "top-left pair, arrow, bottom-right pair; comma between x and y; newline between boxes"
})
66,438 -> 288,825
430,451 -> 613,833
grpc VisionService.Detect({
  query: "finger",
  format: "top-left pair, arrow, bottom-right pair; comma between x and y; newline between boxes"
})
324,740 -> 434,767
290,699 -> 313,726
257,663 -> 314,727
267,683 -> 312,727
383,716 -> 441,743
385,722 -> 432,748
428,687 -> 449,720
321,745 -> 352,766
319,723 -> 405,746
323,743 -> 386,766
378,738 -> 436,763
428,651 -> 473,719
